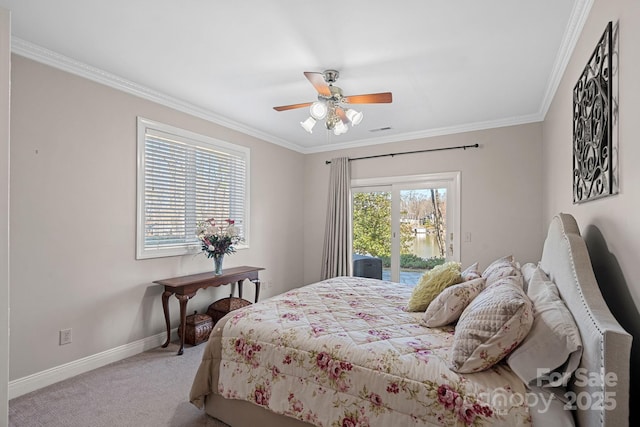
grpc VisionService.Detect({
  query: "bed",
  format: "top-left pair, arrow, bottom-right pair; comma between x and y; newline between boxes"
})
190,213 -> 631,426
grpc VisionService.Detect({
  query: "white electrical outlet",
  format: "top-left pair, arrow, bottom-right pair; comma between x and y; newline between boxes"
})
60,328 -> 72,345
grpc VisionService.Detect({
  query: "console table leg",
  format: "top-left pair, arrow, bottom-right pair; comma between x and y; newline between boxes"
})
176,294 -> 191,356
237,280 -> 243,299
254,280 -> 261,303
161,291 -> 172,348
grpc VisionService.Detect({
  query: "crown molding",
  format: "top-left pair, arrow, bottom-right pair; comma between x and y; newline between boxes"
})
12,0 -> 591,158
10,38 -> 304,153
300,113 -> 544,154
538,0 -> 594,118
301,0 -> 593,154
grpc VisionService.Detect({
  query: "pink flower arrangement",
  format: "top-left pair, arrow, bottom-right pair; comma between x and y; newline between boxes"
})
196,217 -> 242,257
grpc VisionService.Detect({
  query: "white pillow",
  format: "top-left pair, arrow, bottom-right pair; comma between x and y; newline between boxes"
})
450,275 -> 533,373
461,262 -> 481,281
481,255 -> 522,288
520,262 -> 538,293
506,267 -> 582,387
423,277 -> 485,327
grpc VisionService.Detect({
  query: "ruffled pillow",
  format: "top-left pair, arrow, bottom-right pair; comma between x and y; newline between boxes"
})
423,277 -> 485,327
406,261 -> 462,312
450,275 -> 534,373
482,255 -> 522,288
461,262 -> 481,281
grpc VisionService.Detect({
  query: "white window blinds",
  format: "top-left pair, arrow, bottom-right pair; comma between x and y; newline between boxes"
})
136,118 -> 249,259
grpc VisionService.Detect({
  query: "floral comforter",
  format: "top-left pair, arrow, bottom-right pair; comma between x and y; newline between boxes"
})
190,276 -> 531,426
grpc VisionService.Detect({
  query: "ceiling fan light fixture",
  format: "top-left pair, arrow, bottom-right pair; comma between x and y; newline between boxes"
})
333,120 -> 348,135
300,117 -> 316,133
274,70 -> 393,138
309,101 -> 328,120
345,108 -> 363,126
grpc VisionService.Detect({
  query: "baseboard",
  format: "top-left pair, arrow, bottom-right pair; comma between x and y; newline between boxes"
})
8,329 -> 177,399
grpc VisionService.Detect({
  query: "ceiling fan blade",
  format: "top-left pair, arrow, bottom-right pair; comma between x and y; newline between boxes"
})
343,92 -> 393,104
273,102 -> 313,112
335,107 -> 349,124
304,72 -> 331,97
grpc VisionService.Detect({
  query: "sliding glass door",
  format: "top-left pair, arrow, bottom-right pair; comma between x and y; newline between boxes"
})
352,173 -> 459,285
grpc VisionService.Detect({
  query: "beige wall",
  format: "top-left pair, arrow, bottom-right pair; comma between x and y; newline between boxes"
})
7,51 -> 546,391
303,123 -> 544,285
9,55 -> 305,380
1,7 -> 10,424
12,1 -> 640,410
542,0 -> 640,419
543,0 -> 640,425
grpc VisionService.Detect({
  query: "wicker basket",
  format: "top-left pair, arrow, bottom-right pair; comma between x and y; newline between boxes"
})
207,297 -> 252,324
177,311 -> 213,346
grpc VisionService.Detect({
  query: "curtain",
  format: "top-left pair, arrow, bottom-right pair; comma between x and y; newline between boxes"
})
321,157 -> 352,279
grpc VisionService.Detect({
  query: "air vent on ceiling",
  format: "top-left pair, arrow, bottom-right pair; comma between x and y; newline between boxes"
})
369,126 -> 392,132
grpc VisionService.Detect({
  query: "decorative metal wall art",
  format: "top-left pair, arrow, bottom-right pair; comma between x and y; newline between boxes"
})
573,21 -> 618,204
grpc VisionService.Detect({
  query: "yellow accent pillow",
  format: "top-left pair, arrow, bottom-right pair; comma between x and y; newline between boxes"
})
406,261 -> 463,312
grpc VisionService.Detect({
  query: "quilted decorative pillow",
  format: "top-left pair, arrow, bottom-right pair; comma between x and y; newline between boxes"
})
406,261 -> 462,312
461,262 -> 481,281
450,275 -> 534,373
423,277 -> 485,327
506,267 -> 582,387
482,255 -> 522,288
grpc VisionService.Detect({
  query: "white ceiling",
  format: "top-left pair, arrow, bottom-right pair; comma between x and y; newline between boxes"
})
1,0 -> 591,153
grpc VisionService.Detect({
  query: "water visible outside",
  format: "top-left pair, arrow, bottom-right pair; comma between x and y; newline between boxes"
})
369,233 -> 442,285
387,233 -> 438,284
399,188 -> 446,285
382,268 -> 424,285
412,233 -> 439,259
352,187 -> 446,286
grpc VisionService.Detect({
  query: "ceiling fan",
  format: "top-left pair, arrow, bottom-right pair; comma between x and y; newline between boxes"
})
273,70 -> 392,135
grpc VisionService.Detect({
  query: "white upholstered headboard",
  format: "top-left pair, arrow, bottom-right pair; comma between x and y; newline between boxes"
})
539,213 -> 631,427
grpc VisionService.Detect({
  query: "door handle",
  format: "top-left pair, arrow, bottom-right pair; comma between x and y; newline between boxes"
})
449,233 -> 454,256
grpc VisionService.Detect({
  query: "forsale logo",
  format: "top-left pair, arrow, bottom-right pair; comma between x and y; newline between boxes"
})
477,368 -> 618,414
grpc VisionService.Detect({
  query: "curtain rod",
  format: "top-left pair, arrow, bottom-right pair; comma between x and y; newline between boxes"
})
325,143 -> 479,164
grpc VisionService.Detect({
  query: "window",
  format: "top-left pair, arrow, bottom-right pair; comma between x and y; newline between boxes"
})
351,172 -> 460,284
136,117 -> 250,259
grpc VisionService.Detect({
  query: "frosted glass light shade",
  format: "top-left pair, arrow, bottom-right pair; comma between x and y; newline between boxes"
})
309,101 -> 328,120
333,120 -> 348,135
300,117 -> 316,133
345,109 -> 363,125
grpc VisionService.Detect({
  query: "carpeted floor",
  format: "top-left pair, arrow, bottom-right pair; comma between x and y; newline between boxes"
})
9,342 -> 229,427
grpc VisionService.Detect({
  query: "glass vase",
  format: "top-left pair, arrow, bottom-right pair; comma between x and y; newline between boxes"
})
213,254 -> 224,275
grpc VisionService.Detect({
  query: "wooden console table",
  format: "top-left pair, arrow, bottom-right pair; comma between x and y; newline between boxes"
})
154,266 -> 264,355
